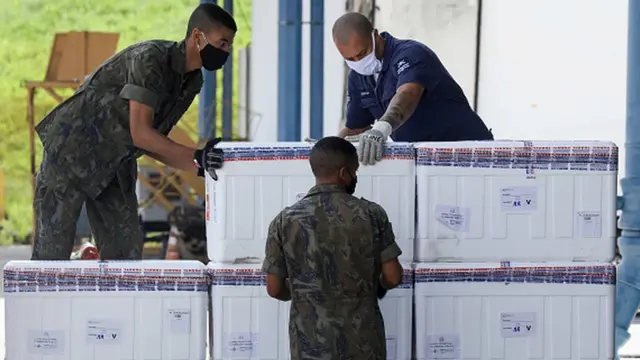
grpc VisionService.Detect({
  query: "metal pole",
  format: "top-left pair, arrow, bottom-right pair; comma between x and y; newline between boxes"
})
616,1 -> 640,358
309,0 -> 324,139
277,0 -> 303,141
198,0 -> 218,140
222,0 -> 234,140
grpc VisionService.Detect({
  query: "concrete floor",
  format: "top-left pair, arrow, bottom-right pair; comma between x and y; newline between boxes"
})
2,245 -> 640,358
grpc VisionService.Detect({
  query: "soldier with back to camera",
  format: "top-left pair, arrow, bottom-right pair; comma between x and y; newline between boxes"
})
262,136 -> 404,359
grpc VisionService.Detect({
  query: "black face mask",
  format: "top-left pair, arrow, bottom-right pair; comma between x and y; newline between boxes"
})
200,43 -> 229,71
346,173 -> 358,195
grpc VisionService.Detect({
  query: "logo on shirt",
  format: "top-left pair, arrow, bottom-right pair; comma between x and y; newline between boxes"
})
396,59 -> 410,75
360,91 -> 370,96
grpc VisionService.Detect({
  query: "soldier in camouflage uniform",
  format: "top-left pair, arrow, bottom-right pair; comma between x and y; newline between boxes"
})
262,136 -> 404,360
32,3 -> 236,260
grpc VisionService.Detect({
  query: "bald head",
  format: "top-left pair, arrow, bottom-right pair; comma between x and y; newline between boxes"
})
332,12 -> 373,45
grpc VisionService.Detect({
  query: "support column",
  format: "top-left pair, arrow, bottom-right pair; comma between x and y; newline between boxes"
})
277,0 -> 303,141
198,0 -> 218,140
616,1 -> 640,358
309,0 -> 324,139
222,0 -> 234,140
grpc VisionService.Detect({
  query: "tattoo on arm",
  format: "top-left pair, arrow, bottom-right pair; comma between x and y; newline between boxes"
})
379,85 -> 424,130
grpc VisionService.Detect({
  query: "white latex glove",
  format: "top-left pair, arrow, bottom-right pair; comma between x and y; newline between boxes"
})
358,121 -> 392,165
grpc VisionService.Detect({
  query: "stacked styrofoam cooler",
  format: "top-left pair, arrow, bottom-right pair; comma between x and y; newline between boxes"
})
3,260 -> 209,360
205,142 -> 416,359
413,140 -> 618,359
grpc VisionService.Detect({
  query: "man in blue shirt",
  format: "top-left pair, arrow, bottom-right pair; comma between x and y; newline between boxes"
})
333,13 -> 493,165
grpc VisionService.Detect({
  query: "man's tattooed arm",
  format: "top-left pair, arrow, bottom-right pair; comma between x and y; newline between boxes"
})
379,83 -> 425,130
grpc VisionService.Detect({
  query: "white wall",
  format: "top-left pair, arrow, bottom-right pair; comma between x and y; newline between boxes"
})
477,0 -> 628,179
249,0 -> 346,142
375,0 -> 480,106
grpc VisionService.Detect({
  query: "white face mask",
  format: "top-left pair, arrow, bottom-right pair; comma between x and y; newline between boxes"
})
345,32 -> 382,76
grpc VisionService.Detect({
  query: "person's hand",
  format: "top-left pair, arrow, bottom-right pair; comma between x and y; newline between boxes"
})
194,137 -> 224,180
358,121 -> 392,165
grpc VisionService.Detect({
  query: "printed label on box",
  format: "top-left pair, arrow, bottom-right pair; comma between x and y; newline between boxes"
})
28,330 -> 65,355
435,204 -> 470,232
500,186 -> 537,212
86,319 -> 121,344
501,312 -> 536,338
426,334 -> 460,359
225,332 -> 257,358
577,211 -> 602,238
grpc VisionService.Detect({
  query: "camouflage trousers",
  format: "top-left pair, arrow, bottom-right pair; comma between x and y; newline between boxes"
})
31,168 -> 144,261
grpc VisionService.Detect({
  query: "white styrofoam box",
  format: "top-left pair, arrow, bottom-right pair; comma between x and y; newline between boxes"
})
414,262 -> 615,360
206,141 -> 416,262
3,260 -> 209,360
208,262 -> 415,360
414,140 -> 618,262
380,262 -> 414,360
208,262 -> 290,360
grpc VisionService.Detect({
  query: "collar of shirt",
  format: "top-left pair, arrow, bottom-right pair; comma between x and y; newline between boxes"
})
379,31 -> 397,73
304,184 -> 349,198
171,40 -> 195,75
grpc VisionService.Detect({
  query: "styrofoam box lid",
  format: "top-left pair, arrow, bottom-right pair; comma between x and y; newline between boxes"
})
414,262 -> 615,285
3,260 -> 208,281
218,141 -> 415,160
4,260 -> 206,272
207,261 -> 416,288
207,261 -> 416,272
414,140 -> 618,149
413,140 -> 618,170
207,261 -> 265,286
3,260 -> 210,293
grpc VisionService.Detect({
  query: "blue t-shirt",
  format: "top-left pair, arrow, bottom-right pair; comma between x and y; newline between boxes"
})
346,32 -> 493,142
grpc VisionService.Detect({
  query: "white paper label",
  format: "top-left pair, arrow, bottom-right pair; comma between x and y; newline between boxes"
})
426,334 -> 460,359
435,204 -> 470,232
168,309 -> 191,334
501,312 -> 536,337
500,186 -> 537,211
225,332 -> 257,358
577,211 -> 602,238
28,330 -> 65,355
86,320 -> 122,344
386,336 -> 397,359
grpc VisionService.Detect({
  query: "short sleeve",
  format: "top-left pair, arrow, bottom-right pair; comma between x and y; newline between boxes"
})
370,204 -> 402,263
392,45 -> 439,93
345,73 -> 375,129
261,212 -> 288,278
119,46 -> 168,111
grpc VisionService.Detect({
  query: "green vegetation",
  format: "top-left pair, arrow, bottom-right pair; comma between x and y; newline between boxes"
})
0,0 -> 252,244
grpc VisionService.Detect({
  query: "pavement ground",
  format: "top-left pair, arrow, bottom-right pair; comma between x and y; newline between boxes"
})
1,245 -> 640,358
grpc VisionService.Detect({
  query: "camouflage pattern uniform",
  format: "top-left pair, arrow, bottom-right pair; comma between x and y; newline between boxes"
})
33,40 -> 203,260
262,184 -> 403,360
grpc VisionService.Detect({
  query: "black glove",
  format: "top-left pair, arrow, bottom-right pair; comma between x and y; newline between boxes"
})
194,137 -> 224,180
377,283 -> 388,299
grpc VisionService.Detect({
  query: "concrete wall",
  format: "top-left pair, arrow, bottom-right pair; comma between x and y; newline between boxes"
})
375,0 -> 480,107
477,0 -> 628,179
